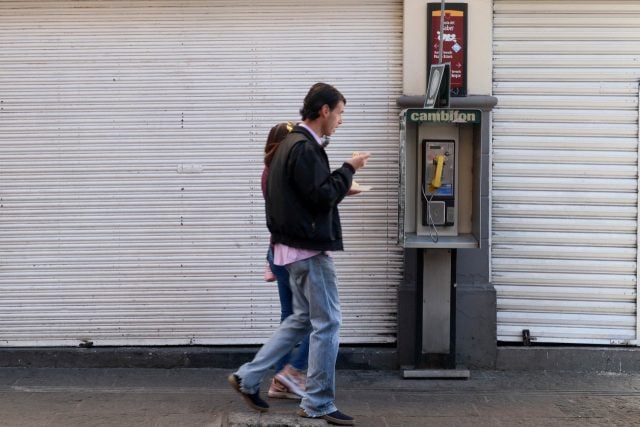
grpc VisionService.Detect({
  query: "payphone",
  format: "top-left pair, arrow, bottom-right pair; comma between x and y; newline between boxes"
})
398,107 -> 483,377
421,139 -> 455,227
401,108 -> 480,246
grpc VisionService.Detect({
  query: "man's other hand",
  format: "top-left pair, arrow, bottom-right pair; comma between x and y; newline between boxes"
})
346,152 -> 370,171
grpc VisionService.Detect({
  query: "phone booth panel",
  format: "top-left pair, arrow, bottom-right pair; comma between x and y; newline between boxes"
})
399,108 -> 482,249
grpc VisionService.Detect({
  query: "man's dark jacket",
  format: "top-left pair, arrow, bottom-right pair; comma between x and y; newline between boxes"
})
266,125 -> 354,251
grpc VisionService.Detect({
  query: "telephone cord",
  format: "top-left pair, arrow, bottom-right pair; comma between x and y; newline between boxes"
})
421,184 -> 439,243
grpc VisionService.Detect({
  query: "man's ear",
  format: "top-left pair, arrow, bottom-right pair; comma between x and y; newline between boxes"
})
320,104 -> 330,118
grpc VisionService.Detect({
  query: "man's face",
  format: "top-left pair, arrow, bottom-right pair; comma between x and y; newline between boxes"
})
322,101 -> 344,137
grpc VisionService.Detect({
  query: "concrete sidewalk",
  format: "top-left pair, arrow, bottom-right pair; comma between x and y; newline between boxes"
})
0,367 -> 638,426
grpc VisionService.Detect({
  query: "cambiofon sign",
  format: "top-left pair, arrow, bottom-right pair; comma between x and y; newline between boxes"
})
408,110 -> 480,124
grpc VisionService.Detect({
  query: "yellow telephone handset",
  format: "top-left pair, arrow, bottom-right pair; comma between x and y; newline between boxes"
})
428,154 -> 445,192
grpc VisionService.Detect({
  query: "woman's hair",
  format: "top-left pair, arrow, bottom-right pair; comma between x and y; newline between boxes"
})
264,121 -> 293,166
299,82 -> 346,121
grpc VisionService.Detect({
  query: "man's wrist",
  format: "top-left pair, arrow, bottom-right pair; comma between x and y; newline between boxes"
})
343,162 -> 355,174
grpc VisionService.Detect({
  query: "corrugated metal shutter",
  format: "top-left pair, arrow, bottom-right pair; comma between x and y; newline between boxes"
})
492,0 -> 639,345
0,0 -> 403,346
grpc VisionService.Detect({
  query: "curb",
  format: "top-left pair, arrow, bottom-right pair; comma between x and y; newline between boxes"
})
225,413 -> 327,427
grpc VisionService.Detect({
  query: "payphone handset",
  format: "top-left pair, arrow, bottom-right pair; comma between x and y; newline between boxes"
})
421,139 -> 456,229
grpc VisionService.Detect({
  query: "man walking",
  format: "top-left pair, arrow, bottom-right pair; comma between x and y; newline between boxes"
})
228,82 -> 370,426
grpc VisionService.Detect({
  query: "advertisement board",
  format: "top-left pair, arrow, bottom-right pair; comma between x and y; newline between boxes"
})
427,3 -> 467,97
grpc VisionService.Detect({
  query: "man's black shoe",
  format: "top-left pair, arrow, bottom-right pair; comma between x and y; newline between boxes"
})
227,374 -> 269,412
297,408 -> 355,426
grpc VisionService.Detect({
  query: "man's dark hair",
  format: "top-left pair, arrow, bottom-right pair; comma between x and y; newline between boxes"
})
299,83 -> 347,121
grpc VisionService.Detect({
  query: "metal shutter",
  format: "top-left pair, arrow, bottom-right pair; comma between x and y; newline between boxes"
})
492,0 -> 639,345
0,0 -> 403,346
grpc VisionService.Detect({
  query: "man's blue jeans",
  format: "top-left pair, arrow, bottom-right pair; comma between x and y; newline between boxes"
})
235,253 -> 341,416
267,247 -> 310,372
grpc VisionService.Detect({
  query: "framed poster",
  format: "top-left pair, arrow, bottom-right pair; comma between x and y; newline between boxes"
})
427,3 -> 467,97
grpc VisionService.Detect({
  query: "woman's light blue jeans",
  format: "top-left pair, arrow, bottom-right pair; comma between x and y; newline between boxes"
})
235,253 -> 341,417
267,247 -> 310,373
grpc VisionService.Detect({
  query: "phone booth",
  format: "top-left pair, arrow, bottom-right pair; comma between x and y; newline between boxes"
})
398,107 -> 484,378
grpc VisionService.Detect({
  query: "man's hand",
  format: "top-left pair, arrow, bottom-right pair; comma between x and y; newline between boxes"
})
346,152 -> 370,171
